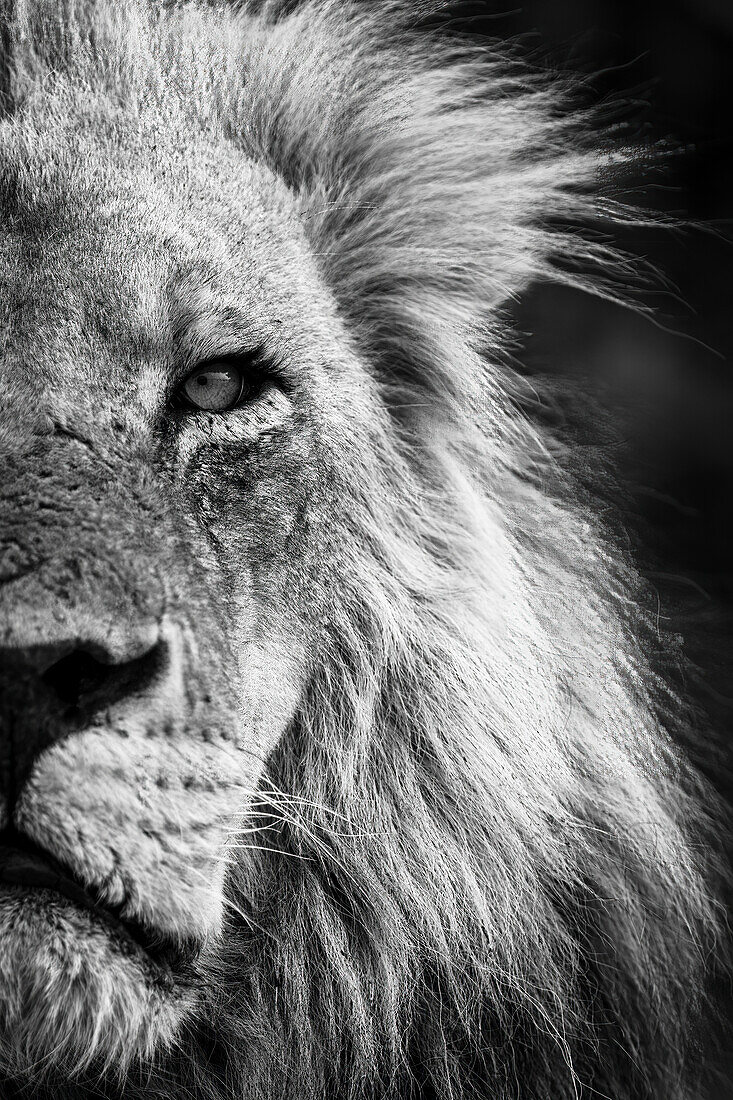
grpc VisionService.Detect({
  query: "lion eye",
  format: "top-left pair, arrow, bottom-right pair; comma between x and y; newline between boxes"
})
180,364 -> 245,411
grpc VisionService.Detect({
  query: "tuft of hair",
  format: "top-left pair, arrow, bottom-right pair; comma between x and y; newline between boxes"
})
2,2 -> 728,1098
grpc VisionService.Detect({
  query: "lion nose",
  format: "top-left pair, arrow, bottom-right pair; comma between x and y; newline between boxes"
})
0,618 -> 163,812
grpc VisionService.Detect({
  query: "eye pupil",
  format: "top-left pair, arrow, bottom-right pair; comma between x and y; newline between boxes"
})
180,363 -> 245,411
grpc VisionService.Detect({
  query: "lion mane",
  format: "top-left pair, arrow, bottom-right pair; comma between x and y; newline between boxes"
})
0,2 -> 727,1099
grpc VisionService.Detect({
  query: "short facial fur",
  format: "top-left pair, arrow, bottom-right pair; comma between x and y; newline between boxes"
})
0,2 -> 726,1099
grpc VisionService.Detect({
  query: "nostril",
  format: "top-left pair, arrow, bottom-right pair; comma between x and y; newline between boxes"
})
42,650 -> 113,708
0,624 -> 166,809
41,644 -> 163,719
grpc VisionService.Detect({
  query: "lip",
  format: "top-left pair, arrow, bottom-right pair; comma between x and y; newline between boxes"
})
0,828 -> 178,970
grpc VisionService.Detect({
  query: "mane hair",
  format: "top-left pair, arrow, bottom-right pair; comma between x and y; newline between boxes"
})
0,2 -> 727,1098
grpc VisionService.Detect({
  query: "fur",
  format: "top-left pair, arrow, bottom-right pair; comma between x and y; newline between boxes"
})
0,2 -> 726,1098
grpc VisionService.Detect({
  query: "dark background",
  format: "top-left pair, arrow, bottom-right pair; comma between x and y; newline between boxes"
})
457,1 -> 733,725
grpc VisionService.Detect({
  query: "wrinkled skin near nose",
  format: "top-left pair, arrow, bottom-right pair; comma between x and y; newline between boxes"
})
0,417 -> 176,814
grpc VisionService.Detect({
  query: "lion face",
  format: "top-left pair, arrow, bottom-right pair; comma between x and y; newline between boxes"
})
0,114 -> 358,1077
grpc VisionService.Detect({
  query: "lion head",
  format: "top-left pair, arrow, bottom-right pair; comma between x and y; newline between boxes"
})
0,2 -> 726,1098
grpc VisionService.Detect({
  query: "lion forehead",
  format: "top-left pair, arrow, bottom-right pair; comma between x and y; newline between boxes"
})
0,129 -> 337,391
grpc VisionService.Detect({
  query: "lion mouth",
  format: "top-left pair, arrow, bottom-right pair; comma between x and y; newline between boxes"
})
0,828 -> 179,969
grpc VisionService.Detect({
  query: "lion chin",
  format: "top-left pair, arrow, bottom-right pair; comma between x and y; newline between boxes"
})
0,890 -> 188,1080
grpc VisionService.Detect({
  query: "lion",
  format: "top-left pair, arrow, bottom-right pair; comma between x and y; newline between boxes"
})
0,1 -> 726,1097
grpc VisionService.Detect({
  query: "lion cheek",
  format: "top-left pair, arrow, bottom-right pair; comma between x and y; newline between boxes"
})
236,630 -> 309,757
